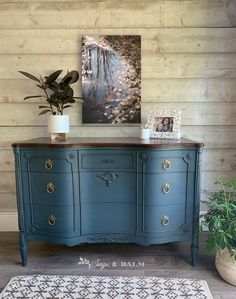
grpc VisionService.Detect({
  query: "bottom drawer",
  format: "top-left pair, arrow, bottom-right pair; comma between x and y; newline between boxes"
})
25,205 -> 75,233
142,204 -> 190,234
81,203 -> 136,235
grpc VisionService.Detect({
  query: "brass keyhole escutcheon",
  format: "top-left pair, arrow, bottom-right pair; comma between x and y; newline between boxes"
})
161,215 -> 169,226
46,182 -> 55,194
162,182 -> 170,194
45,159 -> 54,170
48,215 -> 56,226
162,159 -> 171,170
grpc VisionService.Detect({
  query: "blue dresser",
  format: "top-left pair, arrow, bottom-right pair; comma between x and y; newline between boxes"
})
12,137 -> 203,266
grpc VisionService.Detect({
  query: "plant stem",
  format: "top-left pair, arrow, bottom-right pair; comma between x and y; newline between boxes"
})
40,76 -> 55,115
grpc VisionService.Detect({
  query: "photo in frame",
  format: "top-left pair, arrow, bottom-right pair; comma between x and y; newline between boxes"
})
82,35 -> 141,124
147,110 -> 181,139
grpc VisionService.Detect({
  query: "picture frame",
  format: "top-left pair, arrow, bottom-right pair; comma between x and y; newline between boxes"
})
146,110 -> 181,139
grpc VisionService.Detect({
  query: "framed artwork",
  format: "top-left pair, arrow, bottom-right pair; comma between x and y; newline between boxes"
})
147,110 -> 181,139
82,35 -> 141,124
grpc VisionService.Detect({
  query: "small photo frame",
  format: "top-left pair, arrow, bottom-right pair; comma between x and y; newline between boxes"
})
147,110 -> 181,139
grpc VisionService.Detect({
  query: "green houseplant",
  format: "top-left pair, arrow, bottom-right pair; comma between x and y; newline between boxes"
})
201,178 -> 236,285
19,69 -> 82,139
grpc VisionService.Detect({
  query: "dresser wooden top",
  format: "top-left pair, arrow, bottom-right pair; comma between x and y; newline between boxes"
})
12,137 -> 204,149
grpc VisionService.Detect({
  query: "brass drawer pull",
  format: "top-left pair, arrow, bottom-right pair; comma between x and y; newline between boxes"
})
162,159 -> 171,170
161,215 -> 169,226
162,182 -> 170,194
48,215 -> 56,226
45,159 -> 54,170
46,182 -> 55,194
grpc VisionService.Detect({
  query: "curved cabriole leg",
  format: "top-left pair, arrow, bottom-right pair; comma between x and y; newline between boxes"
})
19,233 -> 27,266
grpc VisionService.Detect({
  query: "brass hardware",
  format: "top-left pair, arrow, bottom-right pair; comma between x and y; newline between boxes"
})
161,215 -> 169,226
46,182 -> 55,194
48,215 -> 56,226
162,159 -> 171,170
45,159 -> 54,170
162,182 -> 170,194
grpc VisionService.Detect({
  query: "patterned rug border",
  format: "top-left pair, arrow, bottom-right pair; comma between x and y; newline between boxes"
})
0,274 -> 214,299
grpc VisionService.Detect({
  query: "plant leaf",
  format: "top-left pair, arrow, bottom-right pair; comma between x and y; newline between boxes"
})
45,70 -> 63,85
62,70 -> 79,84
39,105 -> 51,109
63,105 -> 73,109
24,95 -> 44,100
38,109 -> 51,115
19,71 -> 41,82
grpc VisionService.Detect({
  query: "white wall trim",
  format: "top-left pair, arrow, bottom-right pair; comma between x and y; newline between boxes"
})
0,212 -> 18,231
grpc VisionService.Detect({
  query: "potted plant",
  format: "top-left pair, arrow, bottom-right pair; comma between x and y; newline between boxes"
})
201,178 -> 236,286
19,69 -> 82,140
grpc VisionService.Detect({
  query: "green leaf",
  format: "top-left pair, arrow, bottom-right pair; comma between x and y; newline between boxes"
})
19,71 -> 41,83
24,95 -> 44,100
38,105 -> 51,109
45,70 -> 63,85
38,109 -> 51,115
61,76 -> 73,87
62,70 -> 79,84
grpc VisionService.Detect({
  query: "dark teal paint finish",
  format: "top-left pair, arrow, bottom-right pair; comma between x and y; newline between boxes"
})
81,203 -> 136,235
79,149 -> 136,171
21,149 -> 78,173
13,145 -> 202,267
80,171 -> 136,203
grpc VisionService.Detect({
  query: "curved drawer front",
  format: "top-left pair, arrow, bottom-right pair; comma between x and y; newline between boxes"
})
80,171 -> 136,204
138,150 -> 196,173
27,205 -> 75,233
24,172 -> 76,206
141,172 -> 193,205
79,149 -> 136,171
21,149 -> 78,172
142,204 -> 191,234
81,203 -> 136,235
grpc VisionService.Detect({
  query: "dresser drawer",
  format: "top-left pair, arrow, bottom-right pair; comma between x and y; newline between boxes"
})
142,204 -> 191,234
79,149 -> 136,171
25,205 -> 75,233
21,149 -> 78,172
23,172 -> 78,206
140,172 -> 194,206
80,171 -> 136,204
81,203 -> 136,235
138,150 -> 196,173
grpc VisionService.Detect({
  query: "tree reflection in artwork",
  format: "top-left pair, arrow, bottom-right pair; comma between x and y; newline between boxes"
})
82,35 -> 141,124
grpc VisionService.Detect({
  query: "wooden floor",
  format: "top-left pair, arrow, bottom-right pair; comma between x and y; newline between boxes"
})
0,232 -> 235,298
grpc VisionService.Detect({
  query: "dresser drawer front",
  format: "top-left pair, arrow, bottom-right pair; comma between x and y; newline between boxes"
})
24,172 -> 77,206
80,172 -> 136,204
142,205 -> 191,234
25,205 -> 75,233
81,203 -> 135,235
140,172 -> 194,206
138,150 -> 196,173
21,149 -> 78,172
79,150 -> 135,171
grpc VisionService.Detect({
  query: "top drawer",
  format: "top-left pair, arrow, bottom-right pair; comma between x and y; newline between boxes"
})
79,149 -> 136,171
138,149 -> 196,173
20,149 -> 78,173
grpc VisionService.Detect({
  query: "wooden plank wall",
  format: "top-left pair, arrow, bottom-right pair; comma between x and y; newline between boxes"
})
0,0 -> 236,216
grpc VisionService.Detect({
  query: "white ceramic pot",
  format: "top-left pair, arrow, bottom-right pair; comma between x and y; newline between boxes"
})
140,128 -> 150,140
215,248 -> 236,286
48,115 -> 70,134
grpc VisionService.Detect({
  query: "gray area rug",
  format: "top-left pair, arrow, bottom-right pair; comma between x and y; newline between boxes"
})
0,274 -> 213,299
